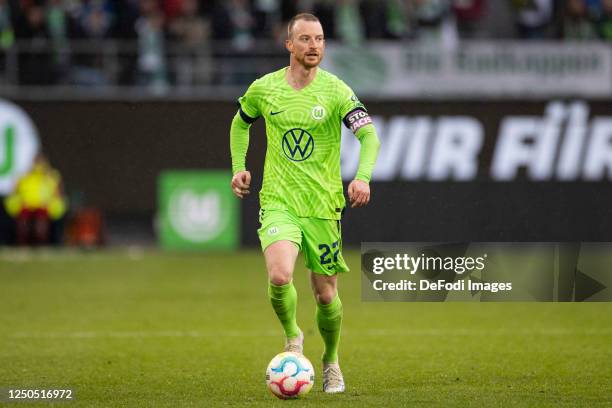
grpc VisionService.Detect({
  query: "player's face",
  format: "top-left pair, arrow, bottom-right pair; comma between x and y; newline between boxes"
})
287,20 -> 325,69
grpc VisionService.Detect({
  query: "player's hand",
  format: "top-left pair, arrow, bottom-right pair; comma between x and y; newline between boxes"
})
348,179 -> 370,208
231,170 -> 251,199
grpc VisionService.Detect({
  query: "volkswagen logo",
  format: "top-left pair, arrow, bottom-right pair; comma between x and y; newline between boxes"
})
282,128 -> 314,162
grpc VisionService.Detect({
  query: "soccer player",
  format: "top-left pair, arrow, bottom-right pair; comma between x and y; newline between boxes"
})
229,13 -> 380,394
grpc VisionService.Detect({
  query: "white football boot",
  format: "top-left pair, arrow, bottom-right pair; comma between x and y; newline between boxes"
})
283,329 -> 304,354
323,362 -> 345,393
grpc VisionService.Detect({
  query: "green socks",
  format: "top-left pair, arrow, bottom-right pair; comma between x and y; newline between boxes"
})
316,295 -> 343,364
269,281 -> 343,363
268,281 -> 300,339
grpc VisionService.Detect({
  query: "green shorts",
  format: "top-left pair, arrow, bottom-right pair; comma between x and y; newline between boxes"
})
257,208 -> 349,276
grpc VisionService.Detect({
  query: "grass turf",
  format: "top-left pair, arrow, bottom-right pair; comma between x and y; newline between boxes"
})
0,249 -> 611,407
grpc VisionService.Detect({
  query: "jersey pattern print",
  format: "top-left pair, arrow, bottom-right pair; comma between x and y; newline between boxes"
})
238,67 -> 365,220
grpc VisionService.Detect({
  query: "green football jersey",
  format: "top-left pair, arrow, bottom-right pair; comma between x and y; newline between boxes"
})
238,67 -> 365,220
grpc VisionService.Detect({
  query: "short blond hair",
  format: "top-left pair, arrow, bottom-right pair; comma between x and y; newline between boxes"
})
287,13 -> 320,39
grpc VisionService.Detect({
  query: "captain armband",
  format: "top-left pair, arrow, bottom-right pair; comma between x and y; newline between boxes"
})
343,108 -> 372,133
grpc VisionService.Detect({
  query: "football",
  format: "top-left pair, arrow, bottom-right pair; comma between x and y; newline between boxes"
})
265,352 -> 315,399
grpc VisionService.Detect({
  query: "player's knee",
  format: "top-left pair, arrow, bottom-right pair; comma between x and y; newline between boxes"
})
268,265 -> 292,286
315,288 -> 337,305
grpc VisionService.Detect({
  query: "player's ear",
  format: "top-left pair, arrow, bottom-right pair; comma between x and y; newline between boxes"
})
285,38 -> 292,53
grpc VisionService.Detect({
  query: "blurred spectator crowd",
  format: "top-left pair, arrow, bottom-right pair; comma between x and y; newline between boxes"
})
4,0 -> 612,44
1,0 -> 612,88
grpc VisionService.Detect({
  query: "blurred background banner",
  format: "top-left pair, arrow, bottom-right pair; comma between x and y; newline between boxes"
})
361,242 -> 612,302
341,100 -> 610,182
323,42 -> 612,97
0,99 -> 39,195
4,98 -> 612,245
158,170 -> 238,250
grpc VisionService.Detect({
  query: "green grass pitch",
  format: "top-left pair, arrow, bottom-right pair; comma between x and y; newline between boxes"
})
1,249 -> 611,407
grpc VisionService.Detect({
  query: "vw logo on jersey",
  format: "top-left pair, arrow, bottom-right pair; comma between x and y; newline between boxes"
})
282,128 -> 314,162
311,105 -> 326,120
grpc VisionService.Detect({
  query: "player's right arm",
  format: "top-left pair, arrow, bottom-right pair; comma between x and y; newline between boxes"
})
230,80 -> 261,199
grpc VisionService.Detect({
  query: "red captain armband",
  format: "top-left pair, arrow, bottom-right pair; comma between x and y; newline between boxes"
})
343,108 -> 372,133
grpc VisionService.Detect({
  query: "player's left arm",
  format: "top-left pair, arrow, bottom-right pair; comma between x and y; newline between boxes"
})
339,86 -> 381,208
349,123 -> 380,207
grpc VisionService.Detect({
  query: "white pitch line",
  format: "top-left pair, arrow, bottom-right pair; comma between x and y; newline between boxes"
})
8,328 -> 612,339
359,328 -> 612,336
9,330 -> 278,339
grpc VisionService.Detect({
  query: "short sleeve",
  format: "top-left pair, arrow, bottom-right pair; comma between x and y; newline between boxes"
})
237,80 -> 261,121
337,80 -> 366,123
